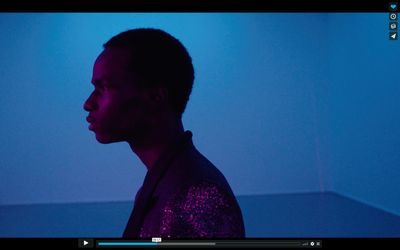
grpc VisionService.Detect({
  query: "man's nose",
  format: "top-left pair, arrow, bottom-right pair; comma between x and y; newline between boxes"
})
83,93 -> 97,112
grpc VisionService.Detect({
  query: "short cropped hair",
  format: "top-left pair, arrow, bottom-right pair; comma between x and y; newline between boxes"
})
104,28 -> 195,117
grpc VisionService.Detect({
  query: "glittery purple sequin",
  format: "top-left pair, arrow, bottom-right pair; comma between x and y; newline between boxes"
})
139,181 -> 245,238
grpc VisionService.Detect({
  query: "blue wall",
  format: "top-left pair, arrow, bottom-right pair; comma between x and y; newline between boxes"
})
0,13 -> 399,217
319,14 -> 400,215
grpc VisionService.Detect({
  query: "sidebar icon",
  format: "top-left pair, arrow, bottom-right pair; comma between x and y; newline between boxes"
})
389,3 -> 398,40
389,2 -> 398,11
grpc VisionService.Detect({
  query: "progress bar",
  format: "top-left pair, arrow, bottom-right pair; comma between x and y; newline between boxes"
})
98,242 -> 157,246
98,242 -> 215,246
95,240 -> 322,248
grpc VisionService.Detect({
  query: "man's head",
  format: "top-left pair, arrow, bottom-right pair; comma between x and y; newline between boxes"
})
83,28 -> 194,144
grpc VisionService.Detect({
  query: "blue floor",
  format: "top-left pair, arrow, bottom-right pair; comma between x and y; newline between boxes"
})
0,192 -> 399,237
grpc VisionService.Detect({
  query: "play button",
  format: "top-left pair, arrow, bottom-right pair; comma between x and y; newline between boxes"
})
79,239 -> 94,248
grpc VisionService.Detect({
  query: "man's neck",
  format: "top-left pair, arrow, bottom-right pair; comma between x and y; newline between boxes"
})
128,119 -> 184,171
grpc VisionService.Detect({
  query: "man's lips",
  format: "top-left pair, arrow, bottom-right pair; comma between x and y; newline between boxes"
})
86,116 -> 95,123
86,116 -> 96,130
88,124 -> 95,131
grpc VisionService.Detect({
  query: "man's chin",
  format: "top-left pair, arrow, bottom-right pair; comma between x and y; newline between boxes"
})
95,133 -> 123,144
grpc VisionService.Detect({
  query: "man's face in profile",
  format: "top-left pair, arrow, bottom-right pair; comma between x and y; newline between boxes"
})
84,48 -> 153,144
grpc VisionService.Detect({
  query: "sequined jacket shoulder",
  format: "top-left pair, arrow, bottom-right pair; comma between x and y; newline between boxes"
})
141,181 -> 245,238
138,145 -> 245,238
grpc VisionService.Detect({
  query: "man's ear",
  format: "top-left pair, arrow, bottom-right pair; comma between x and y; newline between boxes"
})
150,87 -> 168,103
147,87 -> 169,115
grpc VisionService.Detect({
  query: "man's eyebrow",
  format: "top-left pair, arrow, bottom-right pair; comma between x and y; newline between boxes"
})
92,78 -> 112,86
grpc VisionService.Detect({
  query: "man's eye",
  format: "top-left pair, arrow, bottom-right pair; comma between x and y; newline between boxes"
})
93,86 -> 104,95
96,86 -> 105,91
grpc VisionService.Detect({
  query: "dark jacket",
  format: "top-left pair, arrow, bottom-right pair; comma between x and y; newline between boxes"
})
123,131 -> 245,238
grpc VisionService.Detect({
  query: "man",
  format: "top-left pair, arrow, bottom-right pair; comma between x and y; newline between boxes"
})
83,28 -> 245,238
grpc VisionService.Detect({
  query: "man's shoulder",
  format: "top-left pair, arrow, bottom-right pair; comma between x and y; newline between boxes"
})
172,145 -> 228,184
159,180 -> 245,238
155,142 -> 235,207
